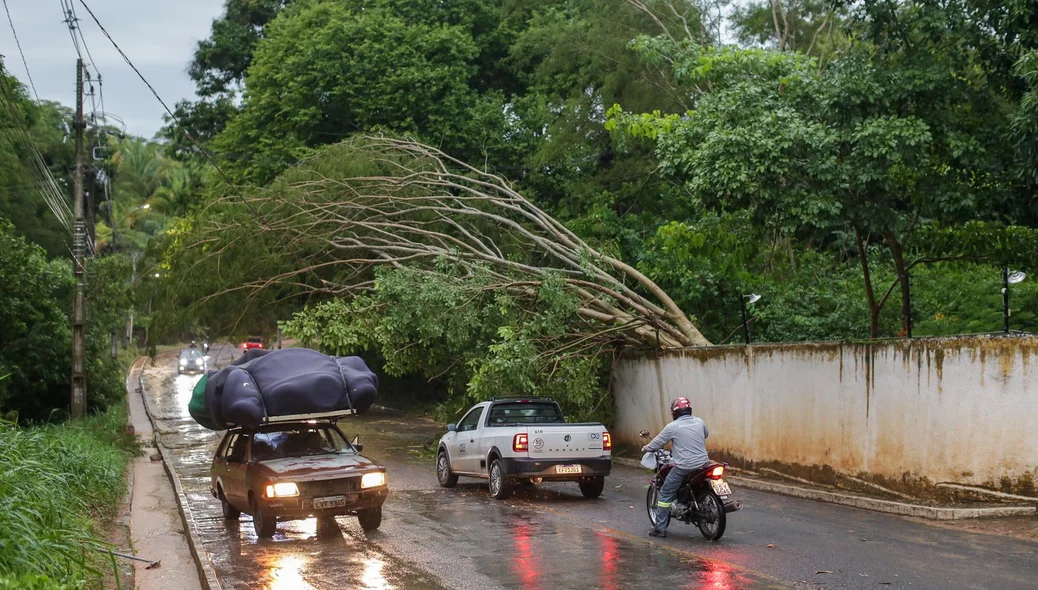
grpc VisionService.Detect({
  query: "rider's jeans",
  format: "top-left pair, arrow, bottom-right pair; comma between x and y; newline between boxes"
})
653,466 -> 693,533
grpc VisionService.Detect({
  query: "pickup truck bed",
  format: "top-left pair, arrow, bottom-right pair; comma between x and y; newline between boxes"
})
436,399 -> 612,500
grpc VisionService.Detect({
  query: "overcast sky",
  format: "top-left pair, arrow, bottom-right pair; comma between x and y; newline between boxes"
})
0,0 -> 225,139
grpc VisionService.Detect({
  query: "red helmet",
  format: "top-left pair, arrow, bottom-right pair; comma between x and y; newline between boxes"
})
670,396 -> 692,420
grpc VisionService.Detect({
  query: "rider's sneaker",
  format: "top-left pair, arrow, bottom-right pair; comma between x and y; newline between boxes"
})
647,529 -> 667,538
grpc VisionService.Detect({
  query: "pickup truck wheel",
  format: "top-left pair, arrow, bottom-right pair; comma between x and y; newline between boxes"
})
252,505 -> 276,538
579,476 -> 605,499
488,458 -> 513,500
219,487 -> 240,519
358,506 -> 382,531
436,451 -> 458,488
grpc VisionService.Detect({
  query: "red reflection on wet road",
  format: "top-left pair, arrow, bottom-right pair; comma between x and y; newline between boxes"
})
511,522 -> 541,589
598,531 -> 620,590
691,556 -> 735,590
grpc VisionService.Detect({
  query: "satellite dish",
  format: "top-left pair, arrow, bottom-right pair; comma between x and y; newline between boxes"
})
1008,271 -> 1027,285
746,294 -> 762,304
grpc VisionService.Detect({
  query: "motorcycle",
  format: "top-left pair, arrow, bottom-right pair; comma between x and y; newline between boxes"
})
639,430 -> 741,541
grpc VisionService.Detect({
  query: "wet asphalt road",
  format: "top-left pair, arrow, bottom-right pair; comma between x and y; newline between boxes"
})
144,348 -> 1038,590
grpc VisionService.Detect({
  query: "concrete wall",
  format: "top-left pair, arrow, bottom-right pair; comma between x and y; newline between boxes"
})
613,336 -> 1038,494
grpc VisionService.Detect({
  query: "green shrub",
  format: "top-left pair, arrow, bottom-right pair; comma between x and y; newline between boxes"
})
0,406 -> 138,587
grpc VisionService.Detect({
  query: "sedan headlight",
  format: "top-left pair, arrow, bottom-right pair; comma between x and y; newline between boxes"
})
264,482 -> 299,498
360,472 -> 386,489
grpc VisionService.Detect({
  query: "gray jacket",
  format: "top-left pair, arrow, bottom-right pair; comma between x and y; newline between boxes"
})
645,414 -> 709,470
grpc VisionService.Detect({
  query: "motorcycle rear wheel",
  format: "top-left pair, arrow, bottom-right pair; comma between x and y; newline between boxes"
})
695,489 -> 726,541
645,481 -> 660,527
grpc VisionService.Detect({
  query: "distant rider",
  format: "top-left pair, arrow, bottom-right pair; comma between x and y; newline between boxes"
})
641,396 -> 709,538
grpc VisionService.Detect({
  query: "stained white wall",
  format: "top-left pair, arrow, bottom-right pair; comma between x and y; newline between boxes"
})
613,337 -> 1038,489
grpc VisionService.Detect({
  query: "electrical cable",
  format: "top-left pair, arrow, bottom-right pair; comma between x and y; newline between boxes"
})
0,74 -> 75,235
75,0 -> 267,224
2,0 -> 39,104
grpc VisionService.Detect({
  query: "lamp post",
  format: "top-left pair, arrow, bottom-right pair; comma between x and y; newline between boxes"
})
741,293 -> 762,344
1003,268 -> 1027,333
110,203 -> 150,247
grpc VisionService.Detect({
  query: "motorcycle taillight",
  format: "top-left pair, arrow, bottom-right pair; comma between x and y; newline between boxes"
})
706,465 -> 725,479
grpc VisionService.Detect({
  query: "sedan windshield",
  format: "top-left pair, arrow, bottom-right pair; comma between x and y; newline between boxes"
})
251,427 -> 352,461
180,349 -> 203,360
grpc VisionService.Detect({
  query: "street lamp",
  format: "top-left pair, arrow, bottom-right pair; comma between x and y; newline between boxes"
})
741,293 -> 762,344
111,203 -> 151,248
1002,268 -> 1027,333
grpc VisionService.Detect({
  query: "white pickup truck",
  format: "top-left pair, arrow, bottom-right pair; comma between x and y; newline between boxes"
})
435,397 -> 612,500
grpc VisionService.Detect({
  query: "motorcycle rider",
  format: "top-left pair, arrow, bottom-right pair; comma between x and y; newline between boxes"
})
641,396 -> 709,538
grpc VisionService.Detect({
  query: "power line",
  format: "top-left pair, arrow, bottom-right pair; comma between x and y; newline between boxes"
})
3,0 -> 39,103
0,71 -> 75,236
74,0 -> 266,223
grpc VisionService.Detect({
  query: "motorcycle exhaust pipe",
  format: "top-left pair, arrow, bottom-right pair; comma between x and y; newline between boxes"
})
723,500 -> 742,513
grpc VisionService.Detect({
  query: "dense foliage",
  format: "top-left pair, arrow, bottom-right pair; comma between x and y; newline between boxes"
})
0,221 -> 128,420
139,0 -> 1038,418
8,1 -> 1038,420
0,407 -> 138,588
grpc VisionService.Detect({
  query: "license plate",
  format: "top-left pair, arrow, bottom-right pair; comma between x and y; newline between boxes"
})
556,465 -> 582,475
314,495 -> 347,509
710,479 -> 732,496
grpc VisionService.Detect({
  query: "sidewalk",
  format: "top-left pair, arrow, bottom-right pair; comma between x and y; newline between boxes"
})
127,357 -> 204,590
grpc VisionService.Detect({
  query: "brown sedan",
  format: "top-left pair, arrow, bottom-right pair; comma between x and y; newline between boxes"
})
210,421 -> 388,538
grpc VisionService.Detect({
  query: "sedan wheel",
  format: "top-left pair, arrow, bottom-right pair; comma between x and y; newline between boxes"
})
219,488 -> 240,519
358,506 -> 382,531
252,499 -> 276,538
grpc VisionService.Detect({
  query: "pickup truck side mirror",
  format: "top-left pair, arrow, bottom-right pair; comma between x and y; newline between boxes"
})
446,423 -> 457,432
351,435 -> 363,453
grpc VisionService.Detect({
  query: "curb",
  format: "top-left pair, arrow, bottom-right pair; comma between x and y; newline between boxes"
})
132,357 -> 224,590
612,457 -> 1036,521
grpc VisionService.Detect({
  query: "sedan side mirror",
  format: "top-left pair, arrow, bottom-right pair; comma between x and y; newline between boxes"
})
446,423 -> 457,432
351,435 -> 363,453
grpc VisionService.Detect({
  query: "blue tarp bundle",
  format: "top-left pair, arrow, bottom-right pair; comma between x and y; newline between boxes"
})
188,348 -> 378,430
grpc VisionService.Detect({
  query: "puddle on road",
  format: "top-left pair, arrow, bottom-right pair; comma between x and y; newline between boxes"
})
383,488 -> 765,590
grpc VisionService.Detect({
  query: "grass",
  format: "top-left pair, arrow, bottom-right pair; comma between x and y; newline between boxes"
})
0,405 -> 139,589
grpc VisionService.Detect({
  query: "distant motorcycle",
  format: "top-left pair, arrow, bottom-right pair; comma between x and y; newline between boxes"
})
639,430 -> 741,541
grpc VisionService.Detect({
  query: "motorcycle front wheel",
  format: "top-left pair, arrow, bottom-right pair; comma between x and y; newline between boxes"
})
695,489 -> 727,541
645,480 -> 661,527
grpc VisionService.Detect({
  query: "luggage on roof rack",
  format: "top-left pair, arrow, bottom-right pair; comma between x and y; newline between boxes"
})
188,348 -> 377,430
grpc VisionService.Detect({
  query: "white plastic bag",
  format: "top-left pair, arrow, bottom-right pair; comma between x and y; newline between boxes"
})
640,451 -> 657,470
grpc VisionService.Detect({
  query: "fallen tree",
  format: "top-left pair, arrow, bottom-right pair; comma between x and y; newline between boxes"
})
163,136 -> 709,419
179,136 -> 709,348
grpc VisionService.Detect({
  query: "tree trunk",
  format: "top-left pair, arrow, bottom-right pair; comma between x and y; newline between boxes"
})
885,232 -> 911,337
855,226 -> 880,338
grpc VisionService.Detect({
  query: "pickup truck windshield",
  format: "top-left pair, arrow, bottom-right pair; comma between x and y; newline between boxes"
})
487,402 -> 564,425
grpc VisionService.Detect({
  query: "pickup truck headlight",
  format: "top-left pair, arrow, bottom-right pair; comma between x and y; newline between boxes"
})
264,482 -> 299,498
360,472 -> 386,489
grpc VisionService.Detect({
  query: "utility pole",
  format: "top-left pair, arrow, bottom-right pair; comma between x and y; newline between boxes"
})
71,59 -> 87,418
